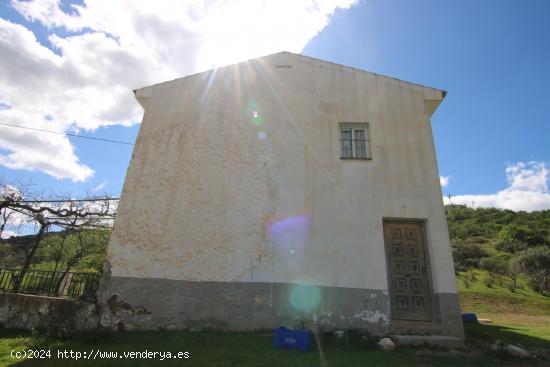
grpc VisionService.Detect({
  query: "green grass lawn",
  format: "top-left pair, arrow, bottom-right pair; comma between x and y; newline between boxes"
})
457,269 -> 550,347
1,327 -> 549,367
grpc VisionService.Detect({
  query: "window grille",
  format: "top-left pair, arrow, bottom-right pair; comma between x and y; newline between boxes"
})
339,123 -> 371,159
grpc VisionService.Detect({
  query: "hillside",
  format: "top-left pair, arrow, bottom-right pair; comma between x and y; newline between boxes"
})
446,205 -> 550,295
446,205 -> 550,347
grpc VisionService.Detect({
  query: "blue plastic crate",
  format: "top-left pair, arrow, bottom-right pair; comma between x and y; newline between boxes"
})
462,312 -> 478,323
273,327 -> 309,352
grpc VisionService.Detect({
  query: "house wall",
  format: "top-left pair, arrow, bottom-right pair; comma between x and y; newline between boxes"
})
98,53 -> 462,337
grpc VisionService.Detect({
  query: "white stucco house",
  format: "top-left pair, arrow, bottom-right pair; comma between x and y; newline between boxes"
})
98,52 -> 463,338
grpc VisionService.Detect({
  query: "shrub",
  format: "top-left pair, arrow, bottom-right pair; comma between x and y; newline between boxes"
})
452,243 -> 488,270
479,256 -> 507,274
495,224 -> 549,253
483,274 -> 495,288
495,241 -> 529,253
479,256 -> 520,291
461,271 -> 477,289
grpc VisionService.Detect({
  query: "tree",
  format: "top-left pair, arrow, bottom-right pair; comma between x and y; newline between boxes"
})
514,247 -> 550,296
0,177 -> 116,292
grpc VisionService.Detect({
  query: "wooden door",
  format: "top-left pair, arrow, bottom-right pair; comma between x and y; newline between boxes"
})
383,221 -> 432,321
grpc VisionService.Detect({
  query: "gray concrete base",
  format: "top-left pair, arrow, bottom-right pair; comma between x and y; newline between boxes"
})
390,335 -> 465,349
97,275 -> 391,333
432,292 -> 465,339
97,274 -> 463,338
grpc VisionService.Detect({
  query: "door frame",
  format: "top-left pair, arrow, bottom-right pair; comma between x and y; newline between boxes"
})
382,218 -> 436,322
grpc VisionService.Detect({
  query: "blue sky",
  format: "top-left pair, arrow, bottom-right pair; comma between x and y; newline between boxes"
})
0,0 -> 549,211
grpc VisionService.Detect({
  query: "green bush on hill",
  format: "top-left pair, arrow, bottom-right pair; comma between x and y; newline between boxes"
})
452,243 -> 488,271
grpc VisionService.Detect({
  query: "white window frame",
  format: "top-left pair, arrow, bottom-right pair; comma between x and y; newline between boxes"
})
339,123 -> 371,160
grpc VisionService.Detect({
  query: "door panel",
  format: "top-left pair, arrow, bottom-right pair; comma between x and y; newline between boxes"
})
384,221 -> 432,321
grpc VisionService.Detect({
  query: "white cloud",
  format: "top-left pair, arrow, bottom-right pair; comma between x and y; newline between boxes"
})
0,230 -> 17,239
92,179 -> 107,193
506,161 -> 548,192
443,161 -> 550,212
1,0 -> 358,181
440,175 -> 451,187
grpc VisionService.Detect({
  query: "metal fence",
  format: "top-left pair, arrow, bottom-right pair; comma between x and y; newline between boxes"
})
0,268 -> 100,300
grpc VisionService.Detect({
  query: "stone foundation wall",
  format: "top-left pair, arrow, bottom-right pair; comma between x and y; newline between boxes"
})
0,292 -> 98,331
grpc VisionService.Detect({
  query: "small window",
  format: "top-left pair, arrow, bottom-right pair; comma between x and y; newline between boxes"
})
339,123 -> 371,159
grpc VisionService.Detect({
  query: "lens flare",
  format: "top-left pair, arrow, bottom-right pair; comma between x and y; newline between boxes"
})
268,215 -> 310,248
268,215 -> 310,266
245,98 -> 264,126
258,131 -> 267,140
289,284 -> 321,312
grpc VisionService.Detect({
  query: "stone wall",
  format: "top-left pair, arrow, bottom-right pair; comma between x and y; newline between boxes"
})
0,292 -> 98,331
